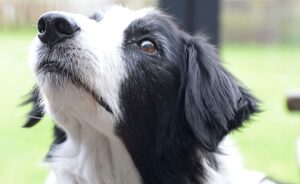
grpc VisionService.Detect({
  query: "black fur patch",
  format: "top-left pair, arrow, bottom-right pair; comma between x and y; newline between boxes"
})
116,13 -> 258,184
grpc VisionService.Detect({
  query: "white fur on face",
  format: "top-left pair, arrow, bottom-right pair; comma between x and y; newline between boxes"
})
29,6 -> 152,184
29,6 -> 152,122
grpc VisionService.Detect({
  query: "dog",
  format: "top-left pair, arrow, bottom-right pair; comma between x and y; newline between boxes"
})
25,6 -> 278,184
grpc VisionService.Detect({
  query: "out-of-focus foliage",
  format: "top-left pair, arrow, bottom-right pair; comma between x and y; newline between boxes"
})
1,0 -> 299,44
0,0 -> 156,28
222,0 -> 300,44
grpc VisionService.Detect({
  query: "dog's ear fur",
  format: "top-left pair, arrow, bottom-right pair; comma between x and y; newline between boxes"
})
184,35 -> 258,151
22,86 -> 44,128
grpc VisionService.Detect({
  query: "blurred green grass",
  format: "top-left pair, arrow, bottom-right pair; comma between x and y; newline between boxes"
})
222,44 -> 300,183
0,28 -> 52,184
0,29 -> 299,183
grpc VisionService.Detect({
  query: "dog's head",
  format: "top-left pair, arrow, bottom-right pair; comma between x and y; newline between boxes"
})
26,5 -> 258,160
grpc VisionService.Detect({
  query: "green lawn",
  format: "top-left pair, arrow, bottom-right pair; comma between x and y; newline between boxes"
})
222,44 -> 300,183
0,29 -> 52,184
0,29 -> 299,183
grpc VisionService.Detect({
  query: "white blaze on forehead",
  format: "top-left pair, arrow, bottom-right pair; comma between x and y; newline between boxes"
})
75,6 -> 153,119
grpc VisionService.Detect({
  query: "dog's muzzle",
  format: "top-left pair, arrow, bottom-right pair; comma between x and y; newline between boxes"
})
35,12 -> 113,114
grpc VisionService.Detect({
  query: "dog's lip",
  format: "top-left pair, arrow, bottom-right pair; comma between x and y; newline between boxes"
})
78,83 -> 113,114
89,90 -> 113,113
73,78 -> 113,113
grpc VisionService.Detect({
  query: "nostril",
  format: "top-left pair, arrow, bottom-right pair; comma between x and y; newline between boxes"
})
37,17 -> 46,33
55,19 -> 78,35
56,21 -> 66,34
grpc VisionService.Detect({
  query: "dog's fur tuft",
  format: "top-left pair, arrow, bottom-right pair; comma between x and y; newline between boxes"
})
184,36 -> 259,151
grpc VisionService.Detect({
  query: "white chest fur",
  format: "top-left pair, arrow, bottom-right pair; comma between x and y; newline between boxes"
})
41,83 -> 141,184
47,125 -> 141,184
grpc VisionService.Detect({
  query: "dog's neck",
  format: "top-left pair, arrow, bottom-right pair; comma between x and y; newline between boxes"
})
41,84 -> 228,184
42,84 -> 142,184
43,93 -> 240,184
48,116 -> 142,184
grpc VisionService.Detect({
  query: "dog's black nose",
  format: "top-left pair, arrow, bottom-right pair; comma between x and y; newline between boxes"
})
37,12 -> 79,46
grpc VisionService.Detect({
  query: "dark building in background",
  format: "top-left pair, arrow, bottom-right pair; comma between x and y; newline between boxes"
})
159,0 -> 220,47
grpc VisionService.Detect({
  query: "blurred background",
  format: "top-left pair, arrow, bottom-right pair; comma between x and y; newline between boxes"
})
0,0 -> 299,183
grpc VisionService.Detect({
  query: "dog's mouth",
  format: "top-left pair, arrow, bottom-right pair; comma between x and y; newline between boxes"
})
37,60 -> 65,73
37,60 -> 113,114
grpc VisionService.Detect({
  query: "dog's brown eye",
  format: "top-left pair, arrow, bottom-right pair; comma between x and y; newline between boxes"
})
139,40 -> 157,54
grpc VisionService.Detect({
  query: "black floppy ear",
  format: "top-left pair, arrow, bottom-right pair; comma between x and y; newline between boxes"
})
184,35 -> 258,151
22,86 -> 44,128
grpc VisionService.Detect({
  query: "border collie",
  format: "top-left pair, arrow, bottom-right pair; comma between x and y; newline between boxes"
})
25,6 -> 277,184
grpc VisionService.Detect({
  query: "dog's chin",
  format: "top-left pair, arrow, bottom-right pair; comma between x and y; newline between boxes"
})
36,62 -> 113,114
36,59 -> 78,85
38,60 -> 68,74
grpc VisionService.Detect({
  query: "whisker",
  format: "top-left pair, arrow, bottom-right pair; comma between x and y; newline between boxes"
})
27,115 -> 44,120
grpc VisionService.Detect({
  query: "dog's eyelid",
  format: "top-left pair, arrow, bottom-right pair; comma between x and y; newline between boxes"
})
137,39 -> 158,54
